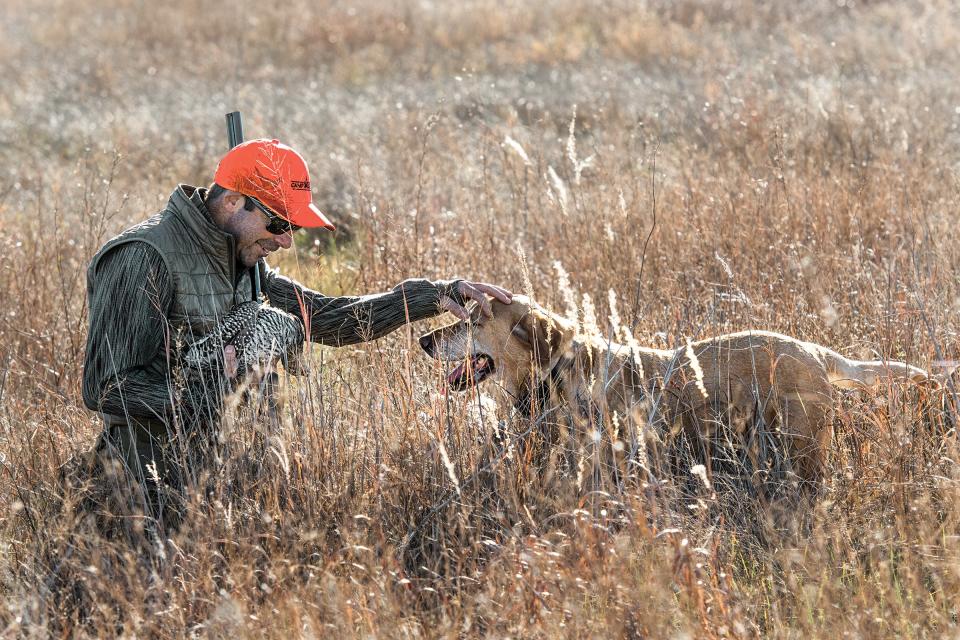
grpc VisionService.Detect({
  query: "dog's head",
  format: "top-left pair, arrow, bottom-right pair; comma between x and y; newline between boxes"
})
419,294 -> 574,397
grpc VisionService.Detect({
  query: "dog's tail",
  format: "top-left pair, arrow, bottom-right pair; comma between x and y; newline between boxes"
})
823,350 -> 929,390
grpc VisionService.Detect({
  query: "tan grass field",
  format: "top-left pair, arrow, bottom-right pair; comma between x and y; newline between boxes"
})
2,0 -> 960,637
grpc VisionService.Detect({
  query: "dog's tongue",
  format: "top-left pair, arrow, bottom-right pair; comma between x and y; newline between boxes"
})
446,362 -> 467,386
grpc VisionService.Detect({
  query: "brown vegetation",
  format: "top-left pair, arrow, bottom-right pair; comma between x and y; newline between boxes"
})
2,0 -> 960,636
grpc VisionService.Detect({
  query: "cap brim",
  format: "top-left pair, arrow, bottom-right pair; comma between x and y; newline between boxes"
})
289,202 -> 336,230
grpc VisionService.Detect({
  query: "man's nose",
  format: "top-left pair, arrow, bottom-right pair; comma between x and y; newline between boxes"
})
275,232 -> 293,249
418,334 -> 433,355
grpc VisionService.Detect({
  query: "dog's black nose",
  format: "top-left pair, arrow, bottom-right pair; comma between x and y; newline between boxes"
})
418,334 -> 433,355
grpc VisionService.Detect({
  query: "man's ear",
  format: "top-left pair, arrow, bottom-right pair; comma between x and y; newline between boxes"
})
222,192 -> 246,212
511,310 -> 564,367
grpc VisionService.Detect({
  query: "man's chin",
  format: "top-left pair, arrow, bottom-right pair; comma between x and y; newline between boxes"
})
239,249 -> 264,267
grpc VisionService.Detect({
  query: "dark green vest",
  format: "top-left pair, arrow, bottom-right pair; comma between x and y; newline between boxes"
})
87,184 -> 255,344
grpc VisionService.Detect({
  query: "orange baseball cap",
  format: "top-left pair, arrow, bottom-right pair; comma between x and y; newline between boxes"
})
214,138 -> 335,229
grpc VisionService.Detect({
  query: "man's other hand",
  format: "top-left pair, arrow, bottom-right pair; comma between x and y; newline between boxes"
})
440,281 -> 513,321
224,345 -> 239,379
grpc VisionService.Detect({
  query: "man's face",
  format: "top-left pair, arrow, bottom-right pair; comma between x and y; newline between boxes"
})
222,199 -> 295,267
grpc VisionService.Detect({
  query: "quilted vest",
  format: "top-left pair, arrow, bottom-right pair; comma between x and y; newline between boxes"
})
87,184 -> 256,345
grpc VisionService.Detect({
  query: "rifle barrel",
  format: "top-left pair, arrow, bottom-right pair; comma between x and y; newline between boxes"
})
224,110 -> 262,302
226,111 -> 244,150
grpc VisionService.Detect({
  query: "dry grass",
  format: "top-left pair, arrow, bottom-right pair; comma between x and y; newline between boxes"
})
3,0 -> 960,637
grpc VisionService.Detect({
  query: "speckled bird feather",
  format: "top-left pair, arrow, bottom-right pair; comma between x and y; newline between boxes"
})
184,302 -> 306,376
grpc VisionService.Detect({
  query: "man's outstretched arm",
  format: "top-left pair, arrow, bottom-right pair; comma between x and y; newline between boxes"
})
261,265 -> 511,347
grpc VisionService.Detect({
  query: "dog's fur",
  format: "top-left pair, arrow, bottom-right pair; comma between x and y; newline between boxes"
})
419,295 -> 928,484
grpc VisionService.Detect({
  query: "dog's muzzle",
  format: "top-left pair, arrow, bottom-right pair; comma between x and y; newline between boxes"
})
419,332 -> 495,391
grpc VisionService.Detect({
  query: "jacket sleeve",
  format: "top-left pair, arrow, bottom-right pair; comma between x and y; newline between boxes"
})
260,263 -> 464,347
81,242 -> 228,425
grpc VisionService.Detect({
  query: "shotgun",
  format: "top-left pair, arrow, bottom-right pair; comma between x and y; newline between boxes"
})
225,110 -> 262,302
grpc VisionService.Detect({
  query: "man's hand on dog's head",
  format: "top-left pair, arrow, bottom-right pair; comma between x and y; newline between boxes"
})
440,281 -> 513,321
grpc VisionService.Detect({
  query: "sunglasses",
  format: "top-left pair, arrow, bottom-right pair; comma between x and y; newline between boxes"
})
247,195 -> 302,235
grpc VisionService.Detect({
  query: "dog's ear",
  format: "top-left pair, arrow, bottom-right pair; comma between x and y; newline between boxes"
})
512,310 -> 564,367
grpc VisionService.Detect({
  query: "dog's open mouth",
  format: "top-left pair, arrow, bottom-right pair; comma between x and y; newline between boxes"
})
446,354 -> 495,391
